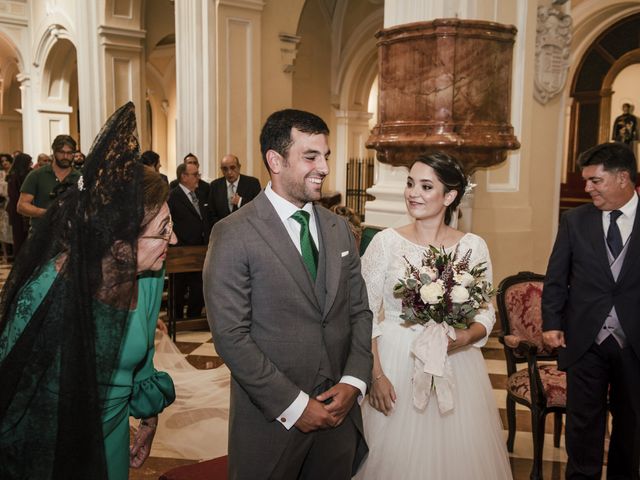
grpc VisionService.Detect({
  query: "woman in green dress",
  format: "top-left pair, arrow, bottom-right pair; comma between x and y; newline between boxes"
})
0,103 -> 176,479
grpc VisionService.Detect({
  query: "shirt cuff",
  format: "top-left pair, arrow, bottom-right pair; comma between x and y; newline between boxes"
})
340,376 -> 367,405
276,390 -> 308,430
237,197 -> 243,208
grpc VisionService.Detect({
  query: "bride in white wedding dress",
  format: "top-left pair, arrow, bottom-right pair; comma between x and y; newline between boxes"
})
355,153 -> 512,480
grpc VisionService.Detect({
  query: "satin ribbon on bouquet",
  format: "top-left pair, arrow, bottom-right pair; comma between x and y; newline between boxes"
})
410,320 -> 456,414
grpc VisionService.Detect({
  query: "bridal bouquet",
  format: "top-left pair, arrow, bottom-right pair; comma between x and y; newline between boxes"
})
393,245 -> 496,414
393,245 -> 495,329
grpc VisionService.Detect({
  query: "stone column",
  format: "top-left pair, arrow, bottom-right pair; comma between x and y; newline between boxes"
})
16,73 -> 34,152
334,109 -> 374,201
76,0 -> 104,149
175,0 -> 217,180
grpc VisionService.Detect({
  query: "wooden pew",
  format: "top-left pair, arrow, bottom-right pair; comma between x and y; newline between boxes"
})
165,245 -> 208,341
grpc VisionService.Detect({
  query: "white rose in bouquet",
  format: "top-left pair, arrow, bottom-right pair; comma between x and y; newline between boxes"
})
420,280 -> 444,304
419,266 -> 438,282
450,284 -> 470,303
454,271 -> 474,288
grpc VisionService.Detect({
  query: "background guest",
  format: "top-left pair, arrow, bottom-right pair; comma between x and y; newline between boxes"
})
73,151 -> 86,170
17,135 -> 80,233
208,153 -> 261,225
167,161 -> 210,319
6,153 -> 32,255
169,153 -> 210,199
0,153 -> 13,260
35,153 -> 51,169
141,149 -> 169,185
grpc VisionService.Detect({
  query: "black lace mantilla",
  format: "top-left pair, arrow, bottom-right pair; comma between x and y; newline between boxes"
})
0,102 -> 145,479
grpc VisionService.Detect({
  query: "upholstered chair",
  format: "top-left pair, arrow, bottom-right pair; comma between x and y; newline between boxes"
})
497,271 -> 567,480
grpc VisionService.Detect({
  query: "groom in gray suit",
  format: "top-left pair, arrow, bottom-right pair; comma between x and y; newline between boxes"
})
203,109 -> 373,479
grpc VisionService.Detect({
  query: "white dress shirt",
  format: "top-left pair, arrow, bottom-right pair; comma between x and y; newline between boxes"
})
601,193 -> 638,248
264,183 -> 367,430
226,179 -> 242,208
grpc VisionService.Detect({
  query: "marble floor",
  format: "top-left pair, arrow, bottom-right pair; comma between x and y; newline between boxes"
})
130,330 -> 572,480
0,260 -> 599,479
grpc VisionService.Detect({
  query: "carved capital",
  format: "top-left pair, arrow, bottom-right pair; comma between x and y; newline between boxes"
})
534,6 -> 572,105
279,33 -> 301,74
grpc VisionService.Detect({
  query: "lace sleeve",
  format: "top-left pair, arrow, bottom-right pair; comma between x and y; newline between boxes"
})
361,231 -> 387,339
467,235 -> 496,348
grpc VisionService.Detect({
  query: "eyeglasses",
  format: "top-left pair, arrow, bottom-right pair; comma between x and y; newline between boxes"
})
141,217 -> 173,241
221,165 -> 238,172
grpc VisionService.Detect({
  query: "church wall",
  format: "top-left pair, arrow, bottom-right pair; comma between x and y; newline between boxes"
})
260,0 -> 306,185
215,2 -> 263,180
292,0 -> 335,190
469,0 -> 560,284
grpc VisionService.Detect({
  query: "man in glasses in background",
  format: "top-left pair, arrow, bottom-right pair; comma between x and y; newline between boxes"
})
208,153 -> 261,226
17,134 -> 81,233
169,153 -> 210,200
167,161 -> 211,320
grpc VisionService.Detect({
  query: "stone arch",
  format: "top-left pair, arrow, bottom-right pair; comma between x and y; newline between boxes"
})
334,8 -> 382,112
567,12 -> 640,166
38,32 -> 80,149
558,5 -> 640,212
0,34 -> 23,150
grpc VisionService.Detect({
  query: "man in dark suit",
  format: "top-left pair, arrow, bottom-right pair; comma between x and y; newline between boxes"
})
169,153 -> 210,199
167,161 -> 210,319
542,142 -> 640,479
203,110 -> 372,479
208,154 -> 261,225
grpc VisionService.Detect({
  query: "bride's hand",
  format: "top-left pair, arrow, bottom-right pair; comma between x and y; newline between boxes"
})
448,322 -> 487,352
369,374 -> 396,416
448,328 -> 470,352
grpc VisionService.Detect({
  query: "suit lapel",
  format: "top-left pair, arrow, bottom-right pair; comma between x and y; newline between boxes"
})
215,180 -> 231,216
582,205 -> 614,283
315,207 -> 340,319
248,194 -> 320,311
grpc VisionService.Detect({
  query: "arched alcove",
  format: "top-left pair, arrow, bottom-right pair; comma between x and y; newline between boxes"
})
0,35 -> 23,151
40,37 -> 80,148
561,12 -> 640,211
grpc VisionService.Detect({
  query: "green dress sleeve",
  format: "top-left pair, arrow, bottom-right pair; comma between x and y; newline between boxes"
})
128,268 -> 175,418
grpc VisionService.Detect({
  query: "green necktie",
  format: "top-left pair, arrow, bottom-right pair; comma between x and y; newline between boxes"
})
291,210 -> 319,280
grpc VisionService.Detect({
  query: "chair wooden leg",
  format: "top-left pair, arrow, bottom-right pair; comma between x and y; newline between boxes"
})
530,409 -> 546,480
553,412 -> 562,448
506,396 -> 517,452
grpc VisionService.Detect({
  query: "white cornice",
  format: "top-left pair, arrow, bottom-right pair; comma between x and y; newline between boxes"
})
97,25 -> 146,40
218,0 -> 265,12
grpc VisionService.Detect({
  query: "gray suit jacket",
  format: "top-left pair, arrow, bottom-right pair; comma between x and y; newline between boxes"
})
203,192 -> 372,479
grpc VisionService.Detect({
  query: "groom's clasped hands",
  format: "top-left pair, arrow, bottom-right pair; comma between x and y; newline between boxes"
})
294,383 -> 360,433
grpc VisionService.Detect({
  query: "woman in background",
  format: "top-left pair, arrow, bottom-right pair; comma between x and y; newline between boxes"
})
6,153 -> 32,255
0,103 -> 176,479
